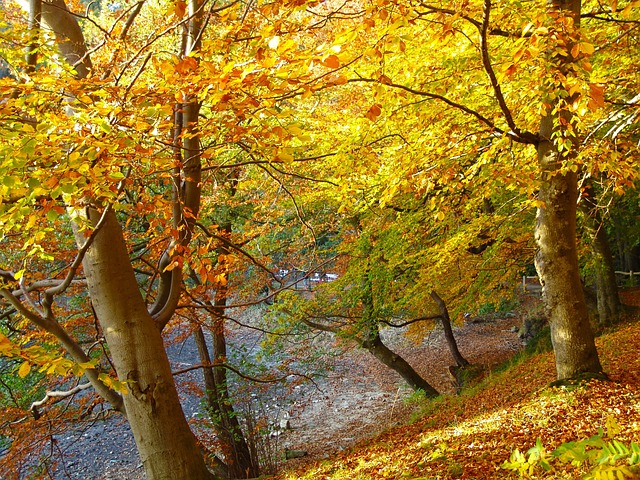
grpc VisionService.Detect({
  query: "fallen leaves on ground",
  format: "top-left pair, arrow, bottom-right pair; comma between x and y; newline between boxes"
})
276,299 -> 640,480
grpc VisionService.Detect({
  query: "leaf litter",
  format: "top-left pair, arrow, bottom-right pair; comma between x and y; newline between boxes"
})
278,290 -> 640,480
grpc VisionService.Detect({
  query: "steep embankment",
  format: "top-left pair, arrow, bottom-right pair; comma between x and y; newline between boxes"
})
278,290 -> 640,480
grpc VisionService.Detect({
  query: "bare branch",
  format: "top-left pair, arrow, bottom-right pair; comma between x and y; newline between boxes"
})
43,203 -> 114,315
30,382 -> 92,420
257,163 -> 318,245
0,288 -> 124,413
120,0 -> 145,40
380,314 -> 443,328
195,222 -> 278,281
479,0 -> 535,144
173,361 -> 289,383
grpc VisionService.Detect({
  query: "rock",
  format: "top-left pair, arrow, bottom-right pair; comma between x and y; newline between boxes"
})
285,449 -> 308,459
280,418 -> 291,430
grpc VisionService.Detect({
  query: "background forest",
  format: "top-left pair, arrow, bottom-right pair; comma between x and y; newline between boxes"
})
0,0 -> 639,478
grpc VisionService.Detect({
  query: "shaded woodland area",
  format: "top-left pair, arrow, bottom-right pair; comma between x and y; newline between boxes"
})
0,0 -> 639,479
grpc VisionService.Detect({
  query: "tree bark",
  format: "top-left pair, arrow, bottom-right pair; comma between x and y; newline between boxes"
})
534,0 -> 602,380
429,291 -> 469,368
580,197 -> 622,325
359,261 -> 439,396
361,333 -> 439,397
41,0 -> 92,78
210,222 -> 259,479
193,280 -> 259,478
72,208 -> 214,480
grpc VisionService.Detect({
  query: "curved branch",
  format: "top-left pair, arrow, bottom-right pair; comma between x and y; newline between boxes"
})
195,222 -> 278,282
30,382 -> 92,419
350,78 -> 505,136
173,361 -> 295,384
201,151 -> 339,171
349,77 -> 539,145
43,204 -> 113,315
380,314 -> 442,328
257,163 -> 318,245
479,0 -> 537,144
0,288 -> 125,413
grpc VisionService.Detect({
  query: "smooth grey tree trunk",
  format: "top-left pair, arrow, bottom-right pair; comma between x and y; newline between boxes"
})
534,0 -> 602,380
73,208 -> 214,480
429,291 -> 469,368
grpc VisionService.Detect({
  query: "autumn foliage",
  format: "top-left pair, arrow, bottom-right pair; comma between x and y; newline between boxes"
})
1,0 -> 640,477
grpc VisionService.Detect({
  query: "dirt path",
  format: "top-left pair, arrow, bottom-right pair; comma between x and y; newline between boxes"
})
50,312 -> 524,479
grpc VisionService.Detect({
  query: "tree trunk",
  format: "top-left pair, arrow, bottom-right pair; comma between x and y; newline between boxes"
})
580,199 -> 622,326
192,328 -> 229,479
194,323 -> 258,479
205,220 -> 259,479
429,291 -> 469,367
534,0 -> 602,381
73,208 -> 214,480
359,261 -> 439,396
361,333 -> 439,397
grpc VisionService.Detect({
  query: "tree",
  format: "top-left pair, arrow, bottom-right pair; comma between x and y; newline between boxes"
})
0,0 -> 215,478
307,0 -> 640,380
0,0 -> 373,476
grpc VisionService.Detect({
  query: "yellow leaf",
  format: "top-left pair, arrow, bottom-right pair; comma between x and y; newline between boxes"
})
277,151 -> 294,162
98,372 -> 114,388
288,125 -> 303,136
579,42 -> 595,55
18,361 -> 31,378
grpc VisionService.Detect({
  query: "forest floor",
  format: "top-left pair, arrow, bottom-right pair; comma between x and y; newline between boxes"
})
49,294 -> 531,480
276,288 -> 640,480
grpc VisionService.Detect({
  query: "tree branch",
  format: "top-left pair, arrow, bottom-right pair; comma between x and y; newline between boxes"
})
0,288 -> 125,413
43,203 -> 114,316
478,0 -> 538,145
195,222 -> 279,282
380,314 -> 443,328
173,361 -> 297,384
30,382 -> 92,420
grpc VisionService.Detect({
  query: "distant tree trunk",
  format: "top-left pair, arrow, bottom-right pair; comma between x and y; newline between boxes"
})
205,220 -> 260,479
74,209 -> 214,480
580,195 -> 622,326
361,332 -> 439,396
360,264 -> 439,396
429,291 -> 469,367
534,0 -> 603,380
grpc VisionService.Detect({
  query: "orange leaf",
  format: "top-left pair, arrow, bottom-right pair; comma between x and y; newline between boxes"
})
589,83 -> 605,109
174,0 -> 186,17
323,55 -> 341,69
365,104 -> 382,121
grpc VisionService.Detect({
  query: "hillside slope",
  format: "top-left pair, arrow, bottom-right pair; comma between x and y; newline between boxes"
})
278,291 -> 640,480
